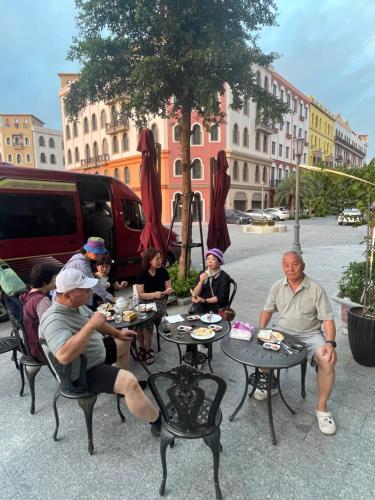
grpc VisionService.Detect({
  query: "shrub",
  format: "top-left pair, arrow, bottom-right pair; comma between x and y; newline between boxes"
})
168,263 -> 200,298
338,261 -> 366,303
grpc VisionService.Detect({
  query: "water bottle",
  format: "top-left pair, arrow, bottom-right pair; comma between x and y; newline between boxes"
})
132,291 -> 139,312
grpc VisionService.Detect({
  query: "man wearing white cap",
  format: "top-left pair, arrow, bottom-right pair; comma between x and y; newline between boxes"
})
39,268 -> 161,436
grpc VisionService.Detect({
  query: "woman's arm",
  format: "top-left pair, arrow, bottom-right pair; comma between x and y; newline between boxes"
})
136,283 -> 164,300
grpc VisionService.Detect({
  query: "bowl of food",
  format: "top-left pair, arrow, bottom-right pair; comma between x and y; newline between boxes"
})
257,329 -> 285,343
191,327 -> 215,340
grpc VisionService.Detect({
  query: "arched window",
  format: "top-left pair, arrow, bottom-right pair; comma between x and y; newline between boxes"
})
262,166 -> 267,183
233,124 -> 239,144
112,135 -> 119,154
243,162 -> 249,181
39,136 -> 45,147
111,105 -> 117,123
6,137 -> 11,146
264,76 -> 269,91
16,154 -> 22,164
48,137 -> 55,148
7,154 -> 12,163
243,98 -> 249,115
243,127 -> 249,147
256,70 -> 261,86
93,141 -> 99,158
192,158 -> 202,179
114,168 -> 119,179
122,133 -> 129,151
74,147 -> 80,162
91,113 -> 97,131
26,154 -> 31,162
174,159 -> 182,176
83,117 -> 89,134
40,152 -> 46,164
65,125 -> 70,140
191,124 -> 202,145
174,124 -> 181,142
100,109 -> 107,128
102,138 -> 109,155
172,193 -> 182,222
210,125 -> 219,141
124,166 -> 130,184
24,136 -> 30,146
263,134 -> 268,153
14,119 -> 19,129
85,144 -> 90,160
233,161 -> 239,180
73,122 -> 78,137
50,154 -> 56,164
151,123 -> 159,143
255,165 -> 260,183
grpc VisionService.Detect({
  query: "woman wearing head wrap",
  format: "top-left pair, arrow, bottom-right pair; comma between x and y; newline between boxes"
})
190,248 -> 231,314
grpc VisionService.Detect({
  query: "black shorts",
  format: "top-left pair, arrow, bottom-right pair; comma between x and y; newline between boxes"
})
85,337 -> 120,394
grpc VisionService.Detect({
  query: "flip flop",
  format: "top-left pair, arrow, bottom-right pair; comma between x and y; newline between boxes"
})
145,349 -> 155,365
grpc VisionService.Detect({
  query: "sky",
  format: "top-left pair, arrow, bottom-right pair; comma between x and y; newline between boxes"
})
1,0 -> 374,159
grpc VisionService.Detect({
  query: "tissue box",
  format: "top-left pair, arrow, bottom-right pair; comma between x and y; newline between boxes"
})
230,321 -> 254,341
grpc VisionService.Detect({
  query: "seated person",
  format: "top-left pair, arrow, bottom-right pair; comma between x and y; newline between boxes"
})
135,248 -> 173,365
93,254 -> 128,309
39,268 -> 161,436
20,263 -> 59,362
191,248 -> 230,314
259,251 -> 337,435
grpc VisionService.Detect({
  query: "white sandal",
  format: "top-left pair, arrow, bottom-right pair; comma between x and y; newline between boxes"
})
316,410 -> 336,435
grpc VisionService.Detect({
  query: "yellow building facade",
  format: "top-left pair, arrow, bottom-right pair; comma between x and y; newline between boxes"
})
0,114 -> 38,166
308,97 -> 335,166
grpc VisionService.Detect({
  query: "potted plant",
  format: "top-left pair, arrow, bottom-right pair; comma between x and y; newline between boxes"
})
168,263 -> 200,306
335,206 -> 375,366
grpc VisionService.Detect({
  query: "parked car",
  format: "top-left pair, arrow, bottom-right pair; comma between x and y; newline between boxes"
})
337,208 -> 363,225
225,209 -> 252,224
264,208 -> 290,220
246,209 -> 275,221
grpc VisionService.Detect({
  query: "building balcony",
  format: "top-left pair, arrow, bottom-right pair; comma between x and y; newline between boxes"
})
81,154 -> 110,168
255,117 -> 274,135
286,133 -> 292,139
13,143 -> 24,149
106,117 -> 129,134
334,134 -> 366,158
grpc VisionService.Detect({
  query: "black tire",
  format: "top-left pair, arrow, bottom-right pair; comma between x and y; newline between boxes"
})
338,222 -> 343,226
0,301 -> 9,323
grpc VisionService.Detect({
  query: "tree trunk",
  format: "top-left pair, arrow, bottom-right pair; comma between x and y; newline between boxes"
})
178,104 -> 192,279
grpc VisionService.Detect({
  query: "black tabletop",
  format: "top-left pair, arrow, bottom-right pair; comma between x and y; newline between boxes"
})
108,310 -> 154,329
158,314 -> 230,346
221,332 -> 307,370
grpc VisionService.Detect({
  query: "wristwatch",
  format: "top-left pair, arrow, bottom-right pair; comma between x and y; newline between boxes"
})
326,340 -> 337,348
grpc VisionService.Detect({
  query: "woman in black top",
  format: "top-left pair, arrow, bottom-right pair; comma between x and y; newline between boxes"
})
136,248 -> 173,364
191,248 -> 230,314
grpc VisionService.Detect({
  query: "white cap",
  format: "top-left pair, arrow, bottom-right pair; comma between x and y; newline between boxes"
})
56,268 -> 98,293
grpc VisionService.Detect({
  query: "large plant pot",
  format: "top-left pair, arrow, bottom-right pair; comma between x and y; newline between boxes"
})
348,307 -> 375,367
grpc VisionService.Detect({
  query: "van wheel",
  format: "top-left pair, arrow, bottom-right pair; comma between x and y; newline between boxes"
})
0,301 -> 9,323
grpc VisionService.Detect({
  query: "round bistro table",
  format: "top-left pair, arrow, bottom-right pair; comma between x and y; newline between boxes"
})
158,314 -> 230,372
221,332 -> 307,444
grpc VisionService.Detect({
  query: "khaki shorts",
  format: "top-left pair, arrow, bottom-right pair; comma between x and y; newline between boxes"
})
274,326 -> 326,363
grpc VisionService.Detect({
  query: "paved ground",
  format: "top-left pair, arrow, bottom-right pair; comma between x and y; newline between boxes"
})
1,218 -> 374,500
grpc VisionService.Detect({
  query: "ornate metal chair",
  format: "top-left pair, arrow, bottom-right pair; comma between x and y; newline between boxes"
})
9,314 -> 44,414
39,338 -> 125,455
148,365 -> 227,500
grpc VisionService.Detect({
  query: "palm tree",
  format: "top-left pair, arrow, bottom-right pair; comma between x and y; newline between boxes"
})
275,172 -> 309,211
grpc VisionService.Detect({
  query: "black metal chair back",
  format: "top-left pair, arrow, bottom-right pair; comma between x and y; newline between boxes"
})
228,277 -> 237,308
149,365 -> 227,499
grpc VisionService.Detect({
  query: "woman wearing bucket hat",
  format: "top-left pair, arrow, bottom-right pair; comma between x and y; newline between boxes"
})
190,248 -> 231,315
60,237 -> 114,308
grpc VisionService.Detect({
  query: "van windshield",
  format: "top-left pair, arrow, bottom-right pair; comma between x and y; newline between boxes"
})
122,199 -> 145,230
0,193 -> 77,239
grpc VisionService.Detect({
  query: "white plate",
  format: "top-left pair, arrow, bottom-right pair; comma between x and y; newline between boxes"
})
200,313 -> 222,323
191,330 -> 216,340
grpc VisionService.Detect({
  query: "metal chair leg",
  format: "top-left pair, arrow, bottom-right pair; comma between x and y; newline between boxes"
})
12,348 -> 19,370
300,359 -> 308,398
53,390 -> 61,441
25,364 -> 42,415
203,429 -> 223,500
159,427 -> 174,496
177,344 -> 182,364
19,362 -> 25,397
78,396 -> 97,455
116,394 -> 126,423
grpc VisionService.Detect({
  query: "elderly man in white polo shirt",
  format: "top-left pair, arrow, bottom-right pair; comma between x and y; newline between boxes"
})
259,251 -> 337,435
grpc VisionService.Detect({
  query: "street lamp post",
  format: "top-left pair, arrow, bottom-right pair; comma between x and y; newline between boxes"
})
261,182 -> 264,216
291,137 -> 305,254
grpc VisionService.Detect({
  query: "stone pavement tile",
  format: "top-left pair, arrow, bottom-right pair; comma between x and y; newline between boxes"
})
344,358 -> 375,377
0,464 -> 21,500
360,414 -> 375,441
337,464 -> 375,500
305,425 -> 375,476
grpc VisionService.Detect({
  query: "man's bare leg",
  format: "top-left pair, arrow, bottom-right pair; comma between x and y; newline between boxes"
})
114,370 -> 158,422
314,346 -> 335,412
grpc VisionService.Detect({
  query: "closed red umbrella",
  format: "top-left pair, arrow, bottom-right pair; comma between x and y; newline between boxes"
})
137,129 -> 167,258
207,150 -> 231,252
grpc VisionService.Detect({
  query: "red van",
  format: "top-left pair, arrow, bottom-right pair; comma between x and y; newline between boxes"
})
0,163 -> 179,318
